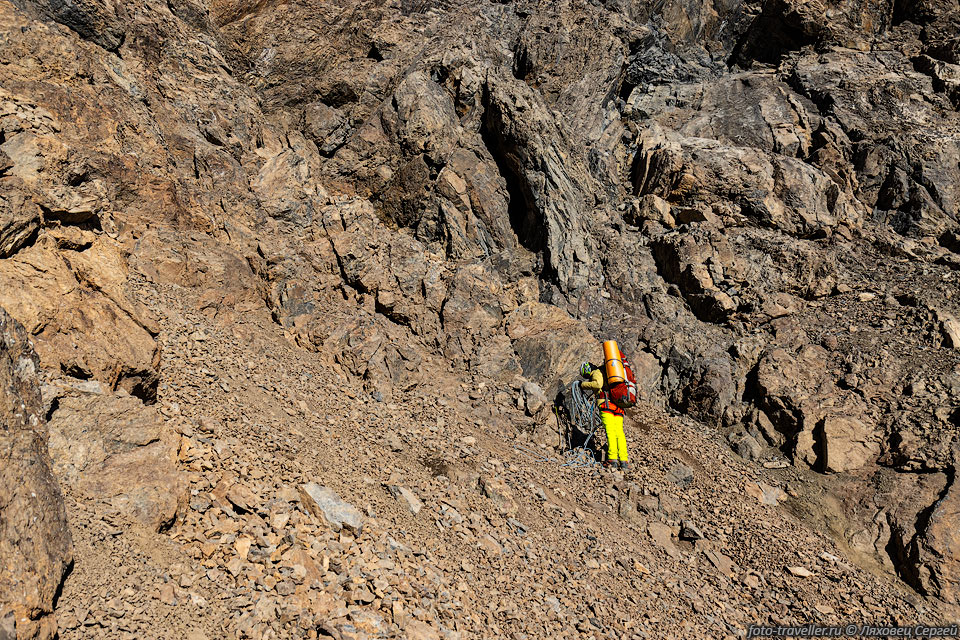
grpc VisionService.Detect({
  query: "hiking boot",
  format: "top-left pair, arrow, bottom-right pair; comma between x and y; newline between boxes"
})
619,461 -> 630,471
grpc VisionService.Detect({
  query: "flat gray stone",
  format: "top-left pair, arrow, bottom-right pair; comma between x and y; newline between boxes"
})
298,483 -> 363,533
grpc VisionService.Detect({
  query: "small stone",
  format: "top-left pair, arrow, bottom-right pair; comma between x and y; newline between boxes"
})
478,535 -> 501,556
226,483 -> 258,512
787,566 -> 814,578
745,482 -> 784,505
648,522 -> 679,558
679,520 -> 704,541
506,518 -> 527,535
479,476 -> 519,515
270,512 -> 290,530
732,434 -> 763,461
521,381 -> 548,415
386,485 -> 423,515
705,550 -> 735,577
348,586 -> 375,604
392,600 -> 407,627
386,432 -> 405,452
235,536 -> 253,560
666,463 -> 694,487
404,620 -> 441,640
226,557 -> 243,577
157,584 -> 176,606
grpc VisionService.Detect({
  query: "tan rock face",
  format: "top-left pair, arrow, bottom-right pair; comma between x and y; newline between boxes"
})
46,394 -> 185,532
0,308 -> 71,640
821,415 -> 880,474
0,181 -> 39,258
0,238 -> 159,400
917,475 -> 960,604
507,302 -> 599,397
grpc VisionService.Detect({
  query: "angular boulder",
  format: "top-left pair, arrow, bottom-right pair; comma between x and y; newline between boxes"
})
821,415 -> 880,473
46,394 -> 186,532
298,483 -> 364,533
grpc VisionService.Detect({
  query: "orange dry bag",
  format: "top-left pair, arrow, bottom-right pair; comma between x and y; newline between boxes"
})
603,340 -> 626,387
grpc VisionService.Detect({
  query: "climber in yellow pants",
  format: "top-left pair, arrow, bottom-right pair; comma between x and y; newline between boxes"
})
580,362 -> 629,470
601,410 -> 628,468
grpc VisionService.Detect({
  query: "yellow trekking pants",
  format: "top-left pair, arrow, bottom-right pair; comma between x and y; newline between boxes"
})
601,412 -> 628,462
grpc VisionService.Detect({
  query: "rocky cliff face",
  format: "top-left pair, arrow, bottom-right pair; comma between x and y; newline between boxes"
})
3,0 -> 960,635
0,309 -> 71,640
205,0 -> 960,602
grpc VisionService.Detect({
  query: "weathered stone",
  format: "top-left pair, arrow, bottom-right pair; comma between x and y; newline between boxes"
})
941,315 -> 960,349
404,620 -> 441,640
731,433 -> 763,461
680,520 -> 704,541
666,463 -> 694,487
225,484 -> 259,513
626,194 -> 674,227
914,473 -> 960,604
821,415 -> 880,473
435,460 -> 481,488
521,381 -> 548,416
507,303 -> 599,397
298,483 -> 364,533
745,482 -> 786,506
705,551 -> 735,578
0,241 -> 159,400
386,485 -> 423,515
479,476 -> 519,516
648,522 -> 679,558
0,184 -> 39,258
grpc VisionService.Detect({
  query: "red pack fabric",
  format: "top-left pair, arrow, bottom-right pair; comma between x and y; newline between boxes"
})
608,359 -> 637,409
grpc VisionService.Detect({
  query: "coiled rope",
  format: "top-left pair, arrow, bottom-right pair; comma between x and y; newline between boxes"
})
561,380 -> 602,468
513,379 -> 602,468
